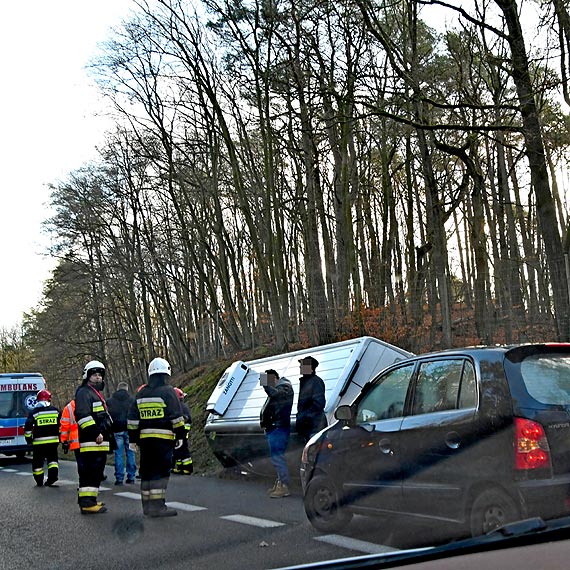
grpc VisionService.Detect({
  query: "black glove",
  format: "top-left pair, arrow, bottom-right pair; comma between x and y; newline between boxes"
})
62,441 -> 70,454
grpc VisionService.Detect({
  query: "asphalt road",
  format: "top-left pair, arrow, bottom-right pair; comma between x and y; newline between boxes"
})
0,455 -> 452,570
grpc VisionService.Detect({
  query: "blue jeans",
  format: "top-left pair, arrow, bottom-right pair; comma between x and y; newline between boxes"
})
266,427 -> 290,485
113,431 -> 137,482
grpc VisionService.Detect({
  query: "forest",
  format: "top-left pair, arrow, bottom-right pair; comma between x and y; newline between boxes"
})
4,0 -> 570,400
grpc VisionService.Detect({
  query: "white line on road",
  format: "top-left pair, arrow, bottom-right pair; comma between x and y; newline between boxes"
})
314,535 -> 399,555
220,514 -> 285,528
115,492 -> 207,512
0,469 -> 18,473
166,501 -> 207,512
16,472 -> 33,476
115,492 -> 141,500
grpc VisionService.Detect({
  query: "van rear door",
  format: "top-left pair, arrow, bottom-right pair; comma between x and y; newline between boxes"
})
206,361 -> 249,416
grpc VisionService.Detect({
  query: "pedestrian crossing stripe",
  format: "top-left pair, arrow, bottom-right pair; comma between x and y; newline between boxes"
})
314,535 -> 400,554
220,514 -> 284,528
115,492 -> 141,500
166,501 -> 206,512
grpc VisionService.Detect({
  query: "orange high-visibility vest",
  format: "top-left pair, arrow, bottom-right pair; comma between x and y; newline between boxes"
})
59,400 -> 79,450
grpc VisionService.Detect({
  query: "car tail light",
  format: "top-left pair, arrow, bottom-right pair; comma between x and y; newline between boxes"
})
514,417 -> 551,470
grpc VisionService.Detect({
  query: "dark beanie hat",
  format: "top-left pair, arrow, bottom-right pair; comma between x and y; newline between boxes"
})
299,356 -> 319,369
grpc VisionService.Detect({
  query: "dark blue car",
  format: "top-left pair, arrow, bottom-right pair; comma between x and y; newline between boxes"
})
300,344 -> 570,537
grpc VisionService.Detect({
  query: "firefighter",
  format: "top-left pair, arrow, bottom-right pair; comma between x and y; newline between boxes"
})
171,387 -> 193,475
75,360 -> 113,514
128,357 -> 185,517
24,389 -> 61,487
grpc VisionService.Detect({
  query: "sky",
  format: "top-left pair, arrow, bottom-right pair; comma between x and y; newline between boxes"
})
0,1 -> 135,331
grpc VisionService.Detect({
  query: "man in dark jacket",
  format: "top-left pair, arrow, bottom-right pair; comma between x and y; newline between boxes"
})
128,357 -> 186,517
75,360 -> 113,514
260,369 -> 293,498
107,382 -> 137,485
296,356 -> 327,444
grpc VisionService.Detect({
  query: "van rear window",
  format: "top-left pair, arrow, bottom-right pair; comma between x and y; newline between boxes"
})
520,354 -> 570,405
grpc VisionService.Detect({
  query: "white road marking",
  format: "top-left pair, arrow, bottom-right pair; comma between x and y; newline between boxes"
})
220,514 -> 285,528
57,479 -> 77,485
115,492 -> 141,500
115,492 -> 207,512
314,535 -> 399,555
16,472 -> 33,476
166,501 -> 207,512
0,469 -> 18,473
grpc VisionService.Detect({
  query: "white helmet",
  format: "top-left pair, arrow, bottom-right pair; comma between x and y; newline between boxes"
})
148,357 -> 171,377
82,360 -> 106,380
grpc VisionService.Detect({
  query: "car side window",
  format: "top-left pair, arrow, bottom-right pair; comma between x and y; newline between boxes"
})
356,364 -> 415,423
412,359 -> 464,415
458,361 -> 477,408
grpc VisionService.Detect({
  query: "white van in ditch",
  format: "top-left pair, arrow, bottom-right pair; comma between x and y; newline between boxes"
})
204,336 -> 413,473
0,373 -> 47,458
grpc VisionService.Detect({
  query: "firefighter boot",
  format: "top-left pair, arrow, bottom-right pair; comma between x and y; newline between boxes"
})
45,463 -> 59,486
141,498 -> 150,515
141,480 -> 151,515
80,502 -> 108,514
149,500 -> 178,518
181,457 -> 193,474
33,467 -> 44,487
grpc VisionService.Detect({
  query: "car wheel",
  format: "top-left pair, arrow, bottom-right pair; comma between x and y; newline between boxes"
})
304,475 -> 353,533
469,488 -> 519,537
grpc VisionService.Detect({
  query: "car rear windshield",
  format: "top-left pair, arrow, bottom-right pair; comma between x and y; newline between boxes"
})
520,353 -> 570,405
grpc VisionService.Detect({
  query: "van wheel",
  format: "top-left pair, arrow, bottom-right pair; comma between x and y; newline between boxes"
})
470,489 -> 519,536
304,475 -> 352,533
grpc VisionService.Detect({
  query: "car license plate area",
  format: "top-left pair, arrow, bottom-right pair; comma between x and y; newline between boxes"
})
0,438 -> 14,446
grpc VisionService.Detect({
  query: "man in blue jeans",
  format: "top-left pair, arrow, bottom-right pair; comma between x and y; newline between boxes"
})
260,369 -> 293,498
107,382 -> 137,485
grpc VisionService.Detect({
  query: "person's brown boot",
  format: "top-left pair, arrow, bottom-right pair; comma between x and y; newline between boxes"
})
270,481 -> 290,498
267,479 -> 278,495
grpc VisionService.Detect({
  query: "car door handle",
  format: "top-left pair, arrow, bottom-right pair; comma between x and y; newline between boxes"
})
378,438 -> 394,455
445,431 -> 461,450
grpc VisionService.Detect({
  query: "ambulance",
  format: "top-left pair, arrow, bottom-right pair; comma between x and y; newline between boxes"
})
0,373 -> 47,458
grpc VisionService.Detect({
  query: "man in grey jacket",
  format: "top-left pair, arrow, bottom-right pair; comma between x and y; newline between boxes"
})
260,369 -> 293,498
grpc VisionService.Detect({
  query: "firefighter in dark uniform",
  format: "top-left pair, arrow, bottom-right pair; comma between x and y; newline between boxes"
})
128,357 -> 185,517
24,389 -> 61,487
172,387 -> 193,475
75,360 -> 113,514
